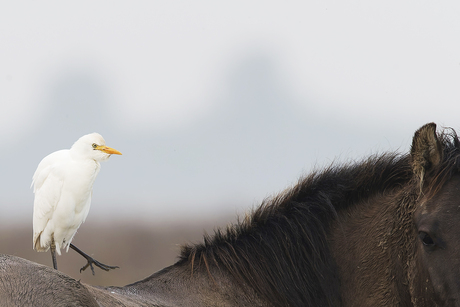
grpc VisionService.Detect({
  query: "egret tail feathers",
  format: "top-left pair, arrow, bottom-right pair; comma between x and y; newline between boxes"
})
33,232 -> 63,255
33,231 -> 47,252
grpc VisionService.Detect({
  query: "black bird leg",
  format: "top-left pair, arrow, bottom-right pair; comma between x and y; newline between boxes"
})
50,237 -> 58,270
69,243 -> 119,275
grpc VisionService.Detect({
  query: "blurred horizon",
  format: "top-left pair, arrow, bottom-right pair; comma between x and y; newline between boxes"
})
0,217 -> 234,287
2,1 -> 460,264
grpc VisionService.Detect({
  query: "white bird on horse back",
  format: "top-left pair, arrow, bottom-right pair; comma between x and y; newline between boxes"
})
32,133 -> 122,275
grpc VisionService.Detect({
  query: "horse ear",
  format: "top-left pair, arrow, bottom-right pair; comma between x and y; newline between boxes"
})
410,122 -> 442,180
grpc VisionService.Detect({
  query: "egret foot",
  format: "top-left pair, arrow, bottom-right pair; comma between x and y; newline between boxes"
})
69,243 -> 119,275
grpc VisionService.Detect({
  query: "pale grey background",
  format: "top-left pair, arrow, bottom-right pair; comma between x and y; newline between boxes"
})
1,1 -> 460,226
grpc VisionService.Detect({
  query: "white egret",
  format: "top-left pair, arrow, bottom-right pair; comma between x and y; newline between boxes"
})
32,133 -> 122,274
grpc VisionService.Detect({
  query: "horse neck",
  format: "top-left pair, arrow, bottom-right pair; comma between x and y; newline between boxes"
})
328,186 -> 417,306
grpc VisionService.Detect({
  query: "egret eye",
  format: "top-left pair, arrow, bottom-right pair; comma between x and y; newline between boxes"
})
92,143 -> 98,149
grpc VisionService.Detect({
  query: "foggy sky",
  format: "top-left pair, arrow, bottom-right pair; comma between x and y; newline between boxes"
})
1,2 -> 460,225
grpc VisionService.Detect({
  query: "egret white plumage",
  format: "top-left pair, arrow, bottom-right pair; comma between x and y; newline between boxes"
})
32,133 -> 122,274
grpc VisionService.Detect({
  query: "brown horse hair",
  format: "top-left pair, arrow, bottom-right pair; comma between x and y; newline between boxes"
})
180,126 -> 460,306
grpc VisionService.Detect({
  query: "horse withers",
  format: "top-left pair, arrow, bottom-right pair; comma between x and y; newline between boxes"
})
2,122 -> 460,306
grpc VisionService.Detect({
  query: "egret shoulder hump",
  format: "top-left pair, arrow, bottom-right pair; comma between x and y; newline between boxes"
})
32,150 -> 69,190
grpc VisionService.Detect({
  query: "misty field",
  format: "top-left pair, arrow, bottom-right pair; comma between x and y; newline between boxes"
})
0,216 -> 232,286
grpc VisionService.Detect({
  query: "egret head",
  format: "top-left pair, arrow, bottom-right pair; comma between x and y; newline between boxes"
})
71,133 -> 122,161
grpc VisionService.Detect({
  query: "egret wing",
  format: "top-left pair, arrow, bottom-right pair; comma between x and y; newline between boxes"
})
32,151 -> 67,250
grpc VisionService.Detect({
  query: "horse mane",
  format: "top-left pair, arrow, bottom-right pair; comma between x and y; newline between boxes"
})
179,127 -> 460,306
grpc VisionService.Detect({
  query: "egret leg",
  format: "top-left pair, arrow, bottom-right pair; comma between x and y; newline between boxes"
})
50,238 -> 58,270
69,243 -> 119,275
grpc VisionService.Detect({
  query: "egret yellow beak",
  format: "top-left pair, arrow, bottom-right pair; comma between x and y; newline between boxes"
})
95,145 -> 122,155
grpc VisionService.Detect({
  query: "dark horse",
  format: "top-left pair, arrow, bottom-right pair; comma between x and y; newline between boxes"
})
2,122 -> 460,306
